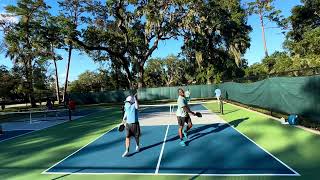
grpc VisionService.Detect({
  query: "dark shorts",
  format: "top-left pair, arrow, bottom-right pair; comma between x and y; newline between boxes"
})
177,116 -> 192,127
125,122 -> 141,138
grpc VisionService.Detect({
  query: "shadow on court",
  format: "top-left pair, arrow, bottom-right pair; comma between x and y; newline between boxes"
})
184,118 -> 248,145
222,109 -> 240,115
186,123 -> 229,146
228,117 -> 249,127
0,130 -> 33,142
129,123 -> 234,156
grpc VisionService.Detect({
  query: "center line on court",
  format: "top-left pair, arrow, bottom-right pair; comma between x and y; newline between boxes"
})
155,124 -> 170,174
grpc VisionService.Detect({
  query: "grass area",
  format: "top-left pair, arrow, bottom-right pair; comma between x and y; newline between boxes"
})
0,102 -> 319,179
225,100 -> 320,131
0,107 -> 121,180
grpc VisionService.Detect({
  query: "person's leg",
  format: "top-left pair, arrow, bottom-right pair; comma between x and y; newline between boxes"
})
178,125 -> 184,140
122,137 -> 130,157
186,121 -> 192,132
177,116 -> 186,146
181,117 -> 192,140
134,123 -> 141,152
125,137 -> 130,150
177,117 -> 184,140
186,117 -> 192,132
122,124 -> 131,157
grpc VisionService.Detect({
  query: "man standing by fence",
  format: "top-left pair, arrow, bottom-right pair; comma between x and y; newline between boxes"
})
185,88 -> 191,103
214,88 -> 223,114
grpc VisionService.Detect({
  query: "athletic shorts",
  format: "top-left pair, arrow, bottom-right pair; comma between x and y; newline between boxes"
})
177,116 -> 192,127
125,122 -> 141,138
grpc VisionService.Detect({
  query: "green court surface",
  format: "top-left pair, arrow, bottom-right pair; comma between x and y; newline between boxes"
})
0,103 -> 319,180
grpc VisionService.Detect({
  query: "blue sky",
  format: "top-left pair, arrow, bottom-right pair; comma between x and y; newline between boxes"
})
0,0 -> 301,82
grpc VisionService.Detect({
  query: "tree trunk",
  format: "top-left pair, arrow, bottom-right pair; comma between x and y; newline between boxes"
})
138,64 -> 144,88
121,62 -> 135,89
207,68 -> 211,84
53,59 -> 60,103
115,64 -> 120,89
259,10 -> 269,57
26,59 -> 36,108
63,44 -> 73,104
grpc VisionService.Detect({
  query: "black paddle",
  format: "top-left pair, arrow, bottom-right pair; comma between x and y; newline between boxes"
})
118,123 -> 125,132
195,112 -> 202,117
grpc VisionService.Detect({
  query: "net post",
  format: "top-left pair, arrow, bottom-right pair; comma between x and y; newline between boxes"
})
220,99 -> 224,115
29,111 -> 32,124
68,108 -> 72,121
0,125 -> 3,135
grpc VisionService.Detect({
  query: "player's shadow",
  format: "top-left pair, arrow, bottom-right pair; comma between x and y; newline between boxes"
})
127,135 -> 181,157
185,117 -> 249,146
185,123 -> 230,146
128,118 -> 249,156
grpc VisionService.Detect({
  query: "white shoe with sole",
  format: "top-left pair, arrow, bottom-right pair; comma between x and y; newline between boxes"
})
122,150 -> 129,157
136,146 -> 140,152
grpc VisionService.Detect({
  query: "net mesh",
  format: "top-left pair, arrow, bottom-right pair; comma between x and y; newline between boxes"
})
0,109 -> 70,124
137,101 -> 224,126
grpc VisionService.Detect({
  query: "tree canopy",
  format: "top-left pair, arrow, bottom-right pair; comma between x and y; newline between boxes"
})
0,0 -> 319,105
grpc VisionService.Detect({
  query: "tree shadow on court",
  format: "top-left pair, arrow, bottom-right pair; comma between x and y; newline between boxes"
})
228,117 -> 249,127
222,109 -> 240,115
189,169 -> 207,180
51,168 -> 86,180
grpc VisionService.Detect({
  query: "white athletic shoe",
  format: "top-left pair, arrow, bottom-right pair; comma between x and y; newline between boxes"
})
136,146 -> 140,152
122,150 -> 129,157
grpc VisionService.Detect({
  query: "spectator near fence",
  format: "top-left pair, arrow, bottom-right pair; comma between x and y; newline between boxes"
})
185,89 -> 191,103
67,99 -> 76,121
46,98 -> 53,110
1,101 -> 5,110
68,99 -> 76,110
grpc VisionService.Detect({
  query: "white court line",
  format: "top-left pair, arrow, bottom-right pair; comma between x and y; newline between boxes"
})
0,120 -> 71,143
3,129 -> 45,131
155,125 -> 170,174
41,124 -> 118,174
43,171 -> 299,176
0,130 -> 36,143
224,125 -> 300,176
202,104 -> 300,176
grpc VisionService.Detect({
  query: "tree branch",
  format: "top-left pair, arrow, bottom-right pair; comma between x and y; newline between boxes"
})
72,37 -> 125,58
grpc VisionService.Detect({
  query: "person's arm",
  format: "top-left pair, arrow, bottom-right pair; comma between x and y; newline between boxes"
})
183,106 -> 196,116
122,111 -> 127,124
133,94 -> 139,109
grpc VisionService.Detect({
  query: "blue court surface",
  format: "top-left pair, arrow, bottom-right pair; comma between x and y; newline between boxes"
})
44,124 -> 299,176
0,130 -> 33,142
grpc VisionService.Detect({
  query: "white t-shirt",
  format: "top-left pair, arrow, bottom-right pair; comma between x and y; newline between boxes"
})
176,96 -> 188,117
215,89 -> 221,98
